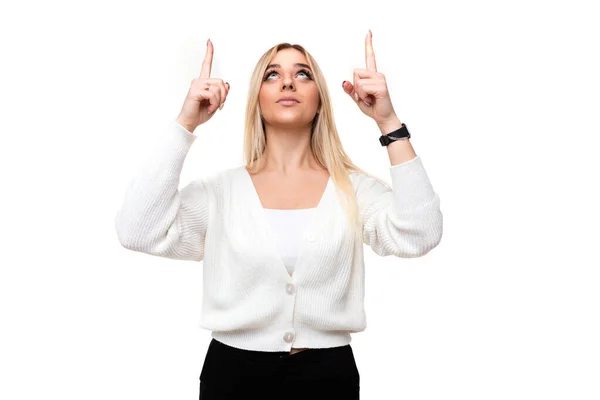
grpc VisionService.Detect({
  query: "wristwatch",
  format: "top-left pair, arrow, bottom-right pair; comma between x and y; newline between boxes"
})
379,123 -> 411,146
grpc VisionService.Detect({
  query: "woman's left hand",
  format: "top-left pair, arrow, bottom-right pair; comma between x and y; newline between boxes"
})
342,30 -> 399,127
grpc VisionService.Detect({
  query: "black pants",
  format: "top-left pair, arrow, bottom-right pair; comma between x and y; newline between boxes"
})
199,338 -> 360,399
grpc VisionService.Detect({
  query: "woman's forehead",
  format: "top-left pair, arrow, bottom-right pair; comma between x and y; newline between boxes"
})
270,48 -> 307,64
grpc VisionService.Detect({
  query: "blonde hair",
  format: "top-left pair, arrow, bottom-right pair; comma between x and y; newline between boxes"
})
243,42 -> 387,237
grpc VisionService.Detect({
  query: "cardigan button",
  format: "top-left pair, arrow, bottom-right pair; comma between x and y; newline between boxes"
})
283,331 -> 295,343
285,283 -> 296,295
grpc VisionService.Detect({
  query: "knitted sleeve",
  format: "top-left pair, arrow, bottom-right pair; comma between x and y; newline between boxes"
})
355,155 -> 443,258
114,120 -> 210,262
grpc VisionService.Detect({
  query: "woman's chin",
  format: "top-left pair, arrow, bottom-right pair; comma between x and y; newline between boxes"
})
269,114 -> 312,125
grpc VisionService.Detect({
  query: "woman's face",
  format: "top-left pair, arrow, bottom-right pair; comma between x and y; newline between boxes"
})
259,48 -> 320,129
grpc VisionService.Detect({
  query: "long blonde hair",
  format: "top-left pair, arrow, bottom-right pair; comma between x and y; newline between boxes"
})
243,42 -> 387,236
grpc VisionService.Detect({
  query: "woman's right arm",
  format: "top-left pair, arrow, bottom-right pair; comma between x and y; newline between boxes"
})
114,120 -> 210,261
114,39 -> 229,261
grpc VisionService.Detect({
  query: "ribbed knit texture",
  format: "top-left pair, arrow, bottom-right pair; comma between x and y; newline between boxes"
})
114,120 -> 443,352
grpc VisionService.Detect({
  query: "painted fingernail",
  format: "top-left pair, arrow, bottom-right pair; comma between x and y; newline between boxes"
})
219,102 -> 225,110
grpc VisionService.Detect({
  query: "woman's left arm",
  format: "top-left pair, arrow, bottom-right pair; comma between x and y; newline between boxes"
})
345,30 -> 443,257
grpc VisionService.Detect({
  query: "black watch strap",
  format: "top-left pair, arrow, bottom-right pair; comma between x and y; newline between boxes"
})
379,123 -> 411,146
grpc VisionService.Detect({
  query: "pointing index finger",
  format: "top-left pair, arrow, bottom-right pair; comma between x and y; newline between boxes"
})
365,30 -> 377,72
200,39 -> 213,78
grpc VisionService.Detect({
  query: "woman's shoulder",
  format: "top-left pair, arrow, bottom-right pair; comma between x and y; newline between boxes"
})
347,168 -> 392,196
200,165 -> 248,193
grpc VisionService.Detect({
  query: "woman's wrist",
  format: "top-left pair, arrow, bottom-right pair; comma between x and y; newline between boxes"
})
377,116 -> 403,135
175,116 -> 197,134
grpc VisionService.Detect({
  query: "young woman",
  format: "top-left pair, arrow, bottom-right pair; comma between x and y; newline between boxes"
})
115,30 -> 443,399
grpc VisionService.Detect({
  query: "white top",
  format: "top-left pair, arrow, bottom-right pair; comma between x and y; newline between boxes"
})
263,208 -> 316,277
114,120 -> 443,352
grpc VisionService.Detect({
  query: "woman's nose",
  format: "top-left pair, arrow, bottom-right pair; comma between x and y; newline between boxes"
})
282,75 -> 294,89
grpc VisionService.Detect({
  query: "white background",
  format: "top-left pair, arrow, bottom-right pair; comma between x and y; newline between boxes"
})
1,0 -> 599,399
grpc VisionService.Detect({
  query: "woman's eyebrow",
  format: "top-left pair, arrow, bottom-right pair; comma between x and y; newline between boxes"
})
266,63 -> 311,70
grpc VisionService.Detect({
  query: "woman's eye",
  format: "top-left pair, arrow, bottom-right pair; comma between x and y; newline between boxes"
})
265,70 -> 311,80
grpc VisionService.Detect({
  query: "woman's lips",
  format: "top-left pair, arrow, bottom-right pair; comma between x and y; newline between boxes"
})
277,100 -> 299,106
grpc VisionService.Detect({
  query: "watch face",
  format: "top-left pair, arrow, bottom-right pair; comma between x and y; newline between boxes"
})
380,125 -> 410,146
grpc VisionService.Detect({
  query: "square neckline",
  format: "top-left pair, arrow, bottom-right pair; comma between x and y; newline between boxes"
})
240,166 -> 333,279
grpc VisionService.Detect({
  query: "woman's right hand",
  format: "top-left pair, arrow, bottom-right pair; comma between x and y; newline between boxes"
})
176,39 -> 230,133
